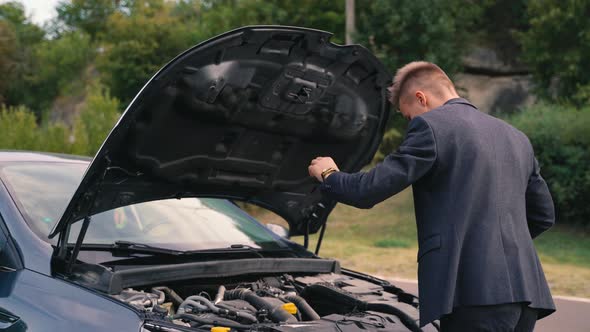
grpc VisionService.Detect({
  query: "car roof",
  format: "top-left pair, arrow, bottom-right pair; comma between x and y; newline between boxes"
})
0,150 -> 91,164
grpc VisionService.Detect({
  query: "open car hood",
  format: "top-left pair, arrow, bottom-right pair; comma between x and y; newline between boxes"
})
49,26 -> 391,239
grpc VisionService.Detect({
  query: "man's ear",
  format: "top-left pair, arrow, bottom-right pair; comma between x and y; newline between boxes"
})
415,91 -> 427,107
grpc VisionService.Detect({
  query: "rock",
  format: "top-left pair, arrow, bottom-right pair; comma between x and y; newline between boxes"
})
455,73 -> 536,114
462,46 -> 529,75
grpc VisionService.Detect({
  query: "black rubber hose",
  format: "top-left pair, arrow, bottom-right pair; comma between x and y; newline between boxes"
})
224,289 -> 297,323
153,286 -> 184,308
366,303 -> 421,332
282,295 -> 321,321
173,313 -> 252,330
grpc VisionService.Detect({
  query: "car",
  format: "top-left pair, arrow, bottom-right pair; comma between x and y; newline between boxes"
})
0,26 -> 438,332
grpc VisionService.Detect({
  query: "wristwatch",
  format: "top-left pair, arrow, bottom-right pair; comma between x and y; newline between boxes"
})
321,167 -> 338,182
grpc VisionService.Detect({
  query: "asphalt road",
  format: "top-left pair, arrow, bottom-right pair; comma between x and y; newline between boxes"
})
387,278 -> 590,332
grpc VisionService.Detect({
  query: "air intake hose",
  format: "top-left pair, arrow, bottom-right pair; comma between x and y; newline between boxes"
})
282,295 -> 321,321
224,289 -> 297,323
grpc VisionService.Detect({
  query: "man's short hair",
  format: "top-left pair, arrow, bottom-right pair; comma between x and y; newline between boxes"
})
389,61 -> 456,108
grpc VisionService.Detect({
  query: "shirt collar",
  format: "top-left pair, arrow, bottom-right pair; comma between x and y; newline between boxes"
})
443,97 -> 477,109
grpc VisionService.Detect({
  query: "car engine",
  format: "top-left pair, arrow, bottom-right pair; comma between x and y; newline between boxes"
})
113,272 -> 438,332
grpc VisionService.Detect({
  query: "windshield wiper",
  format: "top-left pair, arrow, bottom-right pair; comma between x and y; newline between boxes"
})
182,244 -> 269,257
78,242 -> 295,258
77,240 -> 185,256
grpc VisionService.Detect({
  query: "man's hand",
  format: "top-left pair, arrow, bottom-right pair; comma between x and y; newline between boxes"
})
308,156 -> 339,182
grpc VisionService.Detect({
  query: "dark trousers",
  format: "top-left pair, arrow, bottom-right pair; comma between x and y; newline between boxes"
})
440,302 -> 538,332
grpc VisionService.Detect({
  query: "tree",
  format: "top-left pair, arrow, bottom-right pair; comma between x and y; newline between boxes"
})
0,20 -> 17,104
95,0 -> 201,104
196,0 -> 345,43
356,0 -> 483,75
55,0 -> 120,39
0,2 -> 45,108
27,30 -> 95,113
519,0 -> 590,105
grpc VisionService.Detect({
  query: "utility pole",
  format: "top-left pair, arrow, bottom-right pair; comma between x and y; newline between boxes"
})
345,0 -> 355,44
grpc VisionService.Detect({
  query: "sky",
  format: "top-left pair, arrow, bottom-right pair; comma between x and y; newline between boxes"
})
1,0 -> 60,25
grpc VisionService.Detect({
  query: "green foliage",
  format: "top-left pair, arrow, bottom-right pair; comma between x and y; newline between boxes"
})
0,83 -> 120,156
0,104 -> 71,153
475,0 -> 528,55
0,1 -> 45,107
371,118 -> 404,164
197,0 -> 345,43
96,0 -> 201,104
72,82 -> 121,155
55,0 -> 119,39
41,122 -> 71,153
519,0 -> 590,105
0,20 -> 17,104
0,105 -> 42,150
28,30 -> 94,111
356,0 -> 483,75
506,104 -> 590,226
0,2 -> 44,43
1,2 -> 94,114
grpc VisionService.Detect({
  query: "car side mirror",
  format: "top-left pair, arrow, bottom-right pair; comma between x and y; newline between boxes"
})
266,223 -> 289,239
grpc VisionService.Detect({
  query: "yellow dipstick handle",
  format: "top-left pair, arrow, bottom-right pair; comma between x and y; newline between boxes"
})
282,302 -> 298,315
211,327 -> 230,332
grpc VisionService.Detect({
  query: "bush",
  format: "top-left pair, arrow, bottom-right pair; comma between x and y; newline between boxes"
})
71,82 -> 121,156
0,83 -> 120,156
506,104 -> 590,227
371,118 -> 404,164
0,105 -> 42,150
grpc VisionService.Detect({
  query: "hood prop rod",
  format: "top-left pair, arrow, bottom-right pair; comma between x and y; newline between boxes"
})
62,155 -> 111,274
65,215 -> 91,274
314,221 -> 327,255
303,219 -> 309,249
56,220 -> 71,261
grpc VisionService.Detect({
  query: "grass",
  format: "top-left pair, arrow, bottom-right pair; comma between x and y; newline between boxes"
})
250,188 -> 590,298
374,238 -> 413,248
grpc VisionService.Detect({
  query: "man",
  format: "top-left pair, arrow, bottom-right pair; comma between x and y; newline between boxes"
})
308,61 -> 556,331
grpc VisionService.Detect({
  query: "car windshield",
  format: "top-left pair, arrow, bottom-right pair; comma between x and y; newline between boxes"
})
0,162 -> 286,251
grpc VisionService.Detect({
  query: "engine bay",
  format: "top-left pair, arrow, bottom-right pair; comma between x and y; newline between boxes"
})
114,272 -> 437,332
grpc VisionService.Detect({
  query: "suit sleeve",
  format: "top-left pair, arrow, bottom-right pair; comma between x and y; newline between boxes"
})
525,156 -> 555,238
320,116 -> 437,209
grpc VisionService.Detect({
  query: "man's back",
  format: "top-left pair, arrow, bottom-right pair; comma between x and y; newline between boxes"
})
413,98 -> 555,325
320,98 -> 556,327
311,61 -> 556,331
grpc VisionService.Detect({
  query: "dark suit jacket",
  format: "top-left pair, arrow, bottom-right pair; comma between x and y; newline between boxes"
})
320,98 -> 556,326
